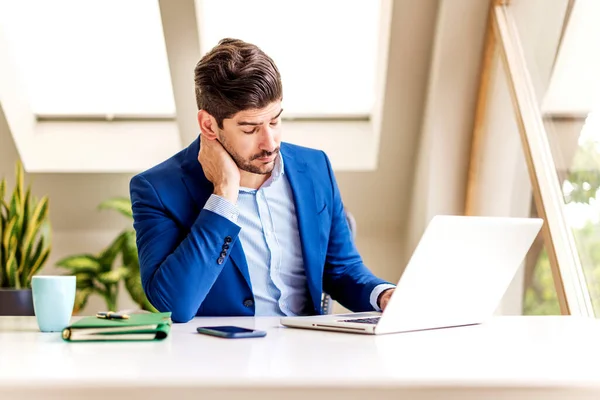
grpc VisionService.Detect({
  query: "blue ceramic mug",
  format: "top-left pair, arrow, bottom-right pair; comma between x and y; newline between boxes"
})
31,276 -> 76,332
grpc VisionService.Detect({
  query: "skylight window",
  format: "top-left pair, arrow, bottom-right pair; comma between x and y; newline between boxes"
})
197,0 -> 382,118
0,0 -> 176,118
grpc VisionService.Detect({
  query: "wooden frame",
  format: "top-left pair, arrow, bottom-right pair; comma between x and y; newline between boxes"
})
465,4 -> 497,216
492,4 -> 594,317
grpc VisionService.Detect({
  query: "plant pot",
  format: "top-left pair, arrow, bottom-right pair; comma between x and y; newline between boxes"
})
0,289 -> 35,316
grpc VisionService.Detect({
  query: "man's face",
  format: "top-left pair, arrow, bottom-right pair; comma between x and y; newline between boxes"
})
217,101 -> 283,175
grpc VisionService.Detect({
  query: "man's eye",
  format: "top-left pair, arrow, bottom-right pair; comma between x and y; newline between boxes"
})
243,129 -> 257,134
270,120 -> 279,126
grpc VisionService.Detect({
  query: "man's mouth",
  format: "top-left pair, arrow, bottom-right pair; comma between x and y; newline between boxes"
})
252,149 -> 279,162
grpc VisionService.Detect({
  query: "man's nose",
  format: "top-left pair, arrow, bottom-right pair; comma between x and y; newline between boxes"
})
260,126 -> 277,152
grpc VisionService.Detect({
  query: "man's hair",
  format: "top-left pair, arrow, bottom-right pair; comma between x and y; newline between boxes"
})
194,38 -> 283,129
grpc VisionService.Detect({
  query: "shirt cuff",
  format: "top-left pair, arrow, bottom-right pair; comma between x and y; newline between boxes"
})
203,194 -> 240,224
370,284 -> 396,311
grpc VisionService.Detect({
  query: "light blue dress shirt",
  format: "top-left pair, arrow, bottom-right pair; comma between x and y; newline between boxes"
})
204,155 -> 394,316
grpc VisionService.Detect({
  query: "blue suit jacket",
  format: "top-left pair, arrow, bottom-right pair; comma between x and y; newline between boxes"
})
130,138 -> 388,322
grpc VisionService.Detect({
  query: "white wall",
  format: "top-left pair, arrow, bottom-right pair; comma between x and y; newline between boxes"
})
406,0 -> 489,261
336,0 -> 439,273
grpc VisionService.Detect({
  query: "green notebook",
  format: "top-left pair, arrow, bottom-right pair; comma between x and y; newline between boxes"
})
61,312 -> 172,342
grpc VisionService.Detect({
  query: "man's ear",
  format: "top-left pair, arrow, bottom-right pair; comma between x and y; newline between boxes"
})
198,110 -> 218,140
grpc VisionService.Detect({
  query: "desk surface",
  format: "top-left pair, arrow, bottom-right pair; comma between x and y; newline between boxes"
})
1,315 -> 600,399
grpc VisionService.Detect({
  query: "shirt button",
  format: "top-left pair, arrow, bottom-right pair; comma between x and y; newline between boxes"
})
243,299 -> 254,308
217,257 -> 225,265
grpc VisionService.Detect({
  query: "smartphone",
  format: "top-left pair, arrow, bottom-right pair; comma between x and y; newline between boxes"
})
196,325 -> 267,339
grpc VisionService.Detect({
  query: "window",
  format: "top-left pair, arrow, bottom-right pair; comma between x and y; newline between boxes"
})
519,1 -> 600,315
494,0 -> 600,316
0,0 -> 388,173
541,1 -> 600,117
0,0 -> 175,118
197,0 -> 382,118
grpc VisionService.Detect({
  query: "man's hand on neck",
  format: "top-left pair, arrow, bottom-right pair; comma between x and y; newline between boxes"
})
198,134 -> 240,204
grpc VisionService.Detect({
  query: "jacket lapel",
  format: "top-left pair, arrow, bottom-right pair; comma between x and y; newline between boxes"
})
281,145 -> 322,312
180,137 -> 252,290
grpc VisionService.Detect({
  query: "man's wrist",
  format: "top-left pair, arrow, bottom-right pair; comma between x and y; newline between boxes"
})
204,194 -> 240,223
213,185 -> 238,204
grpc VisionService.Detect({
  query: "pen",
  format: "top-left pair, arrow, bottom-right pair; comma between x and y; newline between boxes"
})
96,311 -> 130,320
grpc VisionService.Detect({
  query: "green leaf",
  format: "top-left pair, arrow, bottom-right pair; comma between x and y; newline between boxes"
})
97,267 -> 130,285
26,236 -> 45,275
0,178 -> 5,211
27,246 -> 49,286
98,197 -> 133,219
8,179 -> 21,219
2,217 -> 16,252
125,272 -> 156,312
21,235 -> 45,288
20,187 -> 30,238
0,179 -> 4,201
56,254 -> 101,273
0,186 -> 5,286
18,189 -> 32,276
21,197 -> 49,260
99,232 -> 127,270
120,230 -> 154,311
74,273 -> 93,290
5,249 -> 18,289
15,161 -> 24,207
16,193 -> 51,286
73,287 -> 94,315
122,230 -> 138,266
0,162 -> 51,289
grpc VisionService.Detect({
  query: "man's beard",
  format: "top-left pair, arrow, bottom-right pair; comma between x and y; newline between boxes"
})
218,134 -> 280,175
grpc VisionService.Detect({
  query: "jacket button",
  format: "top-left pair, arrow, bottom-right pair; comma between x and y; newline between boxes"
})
243,299 -> 254,308
217,257 -> 225,265
220,251 -> 227,257
225,236 -> 232,243
222,244 -> 230,250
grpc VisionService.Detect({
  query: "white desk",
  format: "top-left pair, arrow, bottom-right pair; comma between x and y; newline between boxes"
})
1,315 -> 600,399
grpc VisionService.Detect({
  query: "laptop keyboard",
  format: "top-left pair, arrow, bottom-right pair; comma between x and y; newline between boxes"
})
338,317 -> 381,324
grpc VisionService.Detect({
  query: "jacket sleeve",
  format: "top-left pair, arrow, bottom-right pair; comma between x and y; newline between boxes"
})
320,152 -> 392,312
130,174 -> 241,322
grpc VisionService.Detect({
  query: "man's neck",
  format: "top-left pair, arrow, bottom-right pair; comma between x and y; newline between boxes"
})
240,171 -> 271,190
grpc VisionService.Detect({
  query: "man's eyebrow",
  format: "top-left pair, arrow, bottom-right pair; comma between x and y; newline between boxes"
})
237,109 -> 284,126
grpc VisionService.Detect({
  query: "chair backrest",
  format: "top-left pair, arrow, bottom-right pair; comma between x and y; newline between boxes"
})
320,210 -> 357,314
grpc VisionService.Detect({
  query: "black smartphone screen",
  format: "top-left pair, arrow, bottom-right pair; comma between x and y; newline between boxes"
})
196,325 -> 267,338
202,326 -> 255,334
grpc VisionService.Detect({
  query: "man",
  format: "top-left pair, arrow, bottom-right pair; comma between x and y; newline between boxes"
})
130,38 -> 395,323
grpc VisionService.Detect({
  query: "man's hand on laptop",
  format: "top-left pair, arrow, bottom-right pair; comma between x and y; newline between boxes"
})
378,289 -> 395,311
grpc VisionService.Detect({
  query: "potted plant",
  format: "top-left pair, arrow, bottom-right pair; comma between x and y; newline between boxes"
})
0,162 -> 52,315
56,198 -> 156,313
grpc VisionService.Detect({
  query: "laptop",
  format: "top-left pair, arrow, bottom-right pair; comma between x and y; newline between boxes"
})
280,215 -> 543,335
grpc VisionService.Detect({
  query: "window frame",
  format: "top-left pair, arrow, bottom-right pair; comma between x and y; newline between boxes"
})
466,0 -> 594,317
